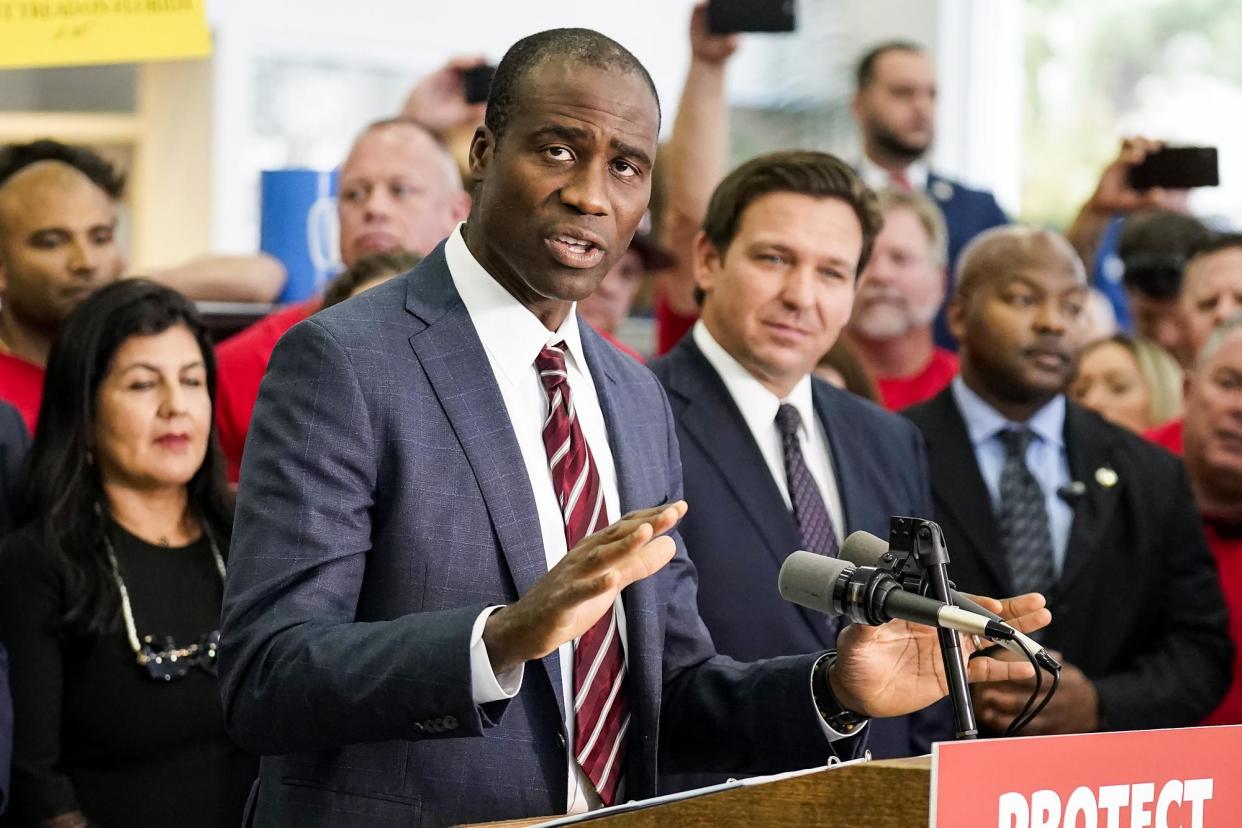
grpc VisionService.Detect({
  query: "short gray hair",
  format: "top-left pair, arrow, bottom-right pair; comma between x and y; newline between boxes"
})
875,187 -> 947,268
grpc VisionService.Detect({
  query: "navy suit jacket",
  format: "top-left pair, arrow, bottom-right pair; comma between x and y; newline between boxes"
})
219,245 -> 854,828
650,337 -> 951,765
927,172 -> 1009,350
905,390 -> 1233,730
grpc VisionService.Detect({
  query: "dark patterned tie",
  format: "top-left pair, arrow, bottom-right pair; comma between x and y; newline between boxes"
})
535,343 -> 628,807
775,404 -> 840,559
997,428 -> 1056,596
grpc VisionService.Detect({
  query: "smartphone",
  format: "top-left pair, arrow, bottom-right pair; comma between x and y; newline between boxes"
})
462,64 -> 496,105
708,0 -> 796,33
1128,146 -> 1219,190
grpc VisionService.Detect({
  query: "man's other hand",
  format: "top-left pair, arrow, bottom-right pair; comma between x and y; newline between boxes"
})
828,592 -> 1052,718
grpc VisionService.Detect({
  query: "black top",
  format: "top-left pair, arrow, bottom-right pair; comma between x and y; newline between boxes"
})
0,522 -> 256,827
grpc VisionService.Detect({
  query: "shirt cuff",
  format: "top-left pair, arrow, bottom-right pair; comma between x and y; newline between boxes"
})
810,653 -> 869,742
470,606 -> 524,704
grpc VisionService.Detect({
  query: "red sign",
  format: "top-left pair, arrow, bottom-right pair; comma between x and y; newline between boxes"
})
931,725 -> 1242,827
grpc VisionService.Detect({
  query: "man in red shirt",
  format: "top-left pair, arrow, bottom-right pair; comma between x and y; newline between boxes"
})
213,117 -> 472,480
0,146 -> 127,431
1148,312 -> 1242,724
846,188 -> 957,410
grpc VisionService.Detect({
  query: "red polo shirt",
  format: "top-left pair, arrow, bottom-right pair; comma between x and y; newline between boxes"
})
875,348 -> 959,412
1145,417 -> 1242,724
0,352 -> 45,433
214,302 -> 318,482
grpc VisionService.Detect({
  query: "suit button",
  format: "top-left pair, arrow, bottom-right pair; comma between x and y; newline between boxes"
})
443,715 -> 458,730
557,732 -> 566,749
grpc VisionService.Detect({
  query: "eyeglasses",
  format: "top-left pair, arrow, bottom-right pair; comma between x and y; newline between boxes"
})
137,630 -> 220,681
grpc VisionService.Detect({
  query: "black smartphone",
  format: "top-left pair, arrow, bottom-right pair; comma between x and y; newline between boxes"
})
1128,146 -> 1219,190
708,0 -> 796,33
462,64 -> 496,105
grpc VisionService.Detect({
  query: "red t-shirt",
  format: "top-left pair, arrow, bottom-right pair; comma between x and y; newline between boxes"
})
1145,418 -> 1184,454
1144,417 -> 1242,724
214,302 -> 318,482
655,294 -> 697,356
1201,524 -> 1242,726
0,352 -> 45,433
875,348 -> 959,412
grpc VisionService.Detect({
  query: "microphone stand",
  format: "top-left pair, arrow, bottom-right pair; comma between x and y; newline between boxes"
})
889,517 -> 978,740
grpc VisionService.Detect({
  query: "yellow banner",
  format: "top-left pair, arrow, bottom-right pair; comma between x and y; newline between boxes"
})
0,0 -> 212,69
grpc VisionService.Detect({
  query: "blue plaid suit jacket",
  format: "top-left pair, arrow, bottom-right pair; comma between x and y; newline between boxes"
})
219,243 -> 849,827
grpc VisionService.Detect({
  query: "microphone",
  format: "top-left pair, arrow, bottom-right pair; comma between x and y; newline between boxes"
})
840,531 -> 1059,671
778,551 -> 1016,641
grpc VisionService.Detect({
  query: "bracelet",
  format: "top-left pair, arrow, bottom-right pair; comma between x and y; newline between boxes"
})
812,653 -> 867,735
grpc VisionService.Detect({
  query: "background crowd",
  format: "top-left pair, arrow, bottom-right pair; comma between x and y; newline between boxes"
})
0,4 -> 1240,826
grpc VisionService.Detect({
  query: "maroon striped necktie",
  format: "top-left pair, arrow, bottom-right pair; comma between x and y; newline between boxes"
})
535,342 -> 629,807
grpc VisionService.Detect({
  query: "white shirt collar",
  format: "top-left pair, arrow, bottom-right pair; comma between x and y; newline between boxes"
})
950,375 -> 1067,450
445,222 -> 588,385
857,154 -> 930,194
692,319 -> 816,440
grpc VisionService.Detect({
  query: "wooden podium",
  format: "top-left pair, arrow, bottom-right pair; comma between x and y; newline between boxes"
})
461,757 -> 932,828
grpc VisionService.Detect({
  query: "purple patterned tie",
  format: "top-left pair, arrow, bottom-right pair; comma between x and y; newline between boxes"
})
775,404 -> 840,558
535,342 -> 628,806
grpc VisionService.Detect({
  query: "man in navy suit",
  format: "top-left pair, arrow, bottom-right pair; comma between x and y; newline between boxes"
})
650,151 -> 953,768
219,29 -> 1046,828
852,42 -> 1009,349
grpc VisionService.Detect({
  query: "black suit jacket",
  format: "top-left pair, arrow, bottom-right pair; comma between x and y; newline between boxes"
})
650,336 -> 951,761
905,388 -> 1233,730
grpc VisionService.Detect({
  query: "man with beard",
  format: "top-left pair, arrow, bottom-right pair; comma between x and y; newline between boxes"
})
0,140 -> 284,433
846,188 -> 957,410
1148,313 -> 1242,725
852,42 -> 1008,349
905,225 -> 1232,736
0,152 -> 126,432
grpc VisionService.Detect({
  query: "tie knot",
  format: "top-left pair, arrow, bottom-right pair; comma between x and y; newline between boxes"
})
535,343 -> 569,391
775,403 -> 803,438
1000,427 -> 1034,457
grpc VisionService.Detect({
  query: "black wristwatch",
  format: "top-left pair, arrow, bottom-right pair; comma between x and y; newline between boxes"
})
812,653 -> 868,735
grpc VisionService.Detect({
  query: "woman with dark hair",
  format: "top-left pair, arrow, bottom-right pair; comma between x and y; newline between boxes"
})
0,280 -> 256,828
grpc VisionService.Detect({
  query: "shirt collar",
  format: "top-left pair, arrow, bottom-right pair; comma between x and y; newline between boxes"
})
445,223 -> 587,386
951,375 -> 1066,450
692,319 -> 816,439
857,154 -> 930,193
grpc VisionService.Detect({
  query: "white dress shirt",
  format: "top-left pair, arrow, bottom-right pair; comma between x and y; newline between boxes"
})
447,225 -> 625,814
857,154 -> 930,194
692,321 -> 845,546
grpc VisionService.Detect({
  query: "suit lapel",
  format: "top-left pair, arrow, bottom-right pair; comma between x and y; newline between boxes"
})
812,384 -> 864,532
664,339 -> 801,569
404,249 -> 564,722
661,340 -> 836,645
1058,403 -> 1123,591
922,390 -> 1013,593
